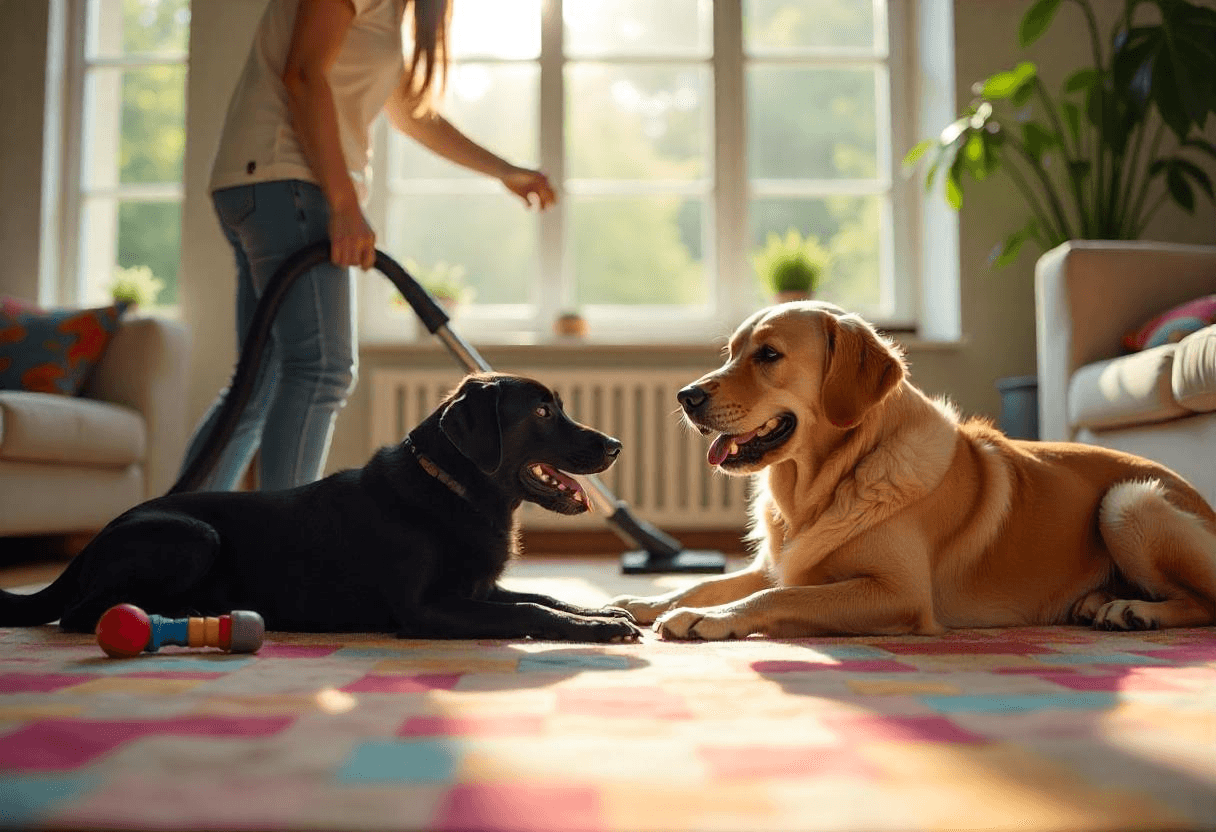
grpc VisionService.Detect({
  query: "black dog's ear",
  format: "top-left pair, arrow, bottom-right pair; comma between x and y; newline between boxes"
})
439,378 -> 503,473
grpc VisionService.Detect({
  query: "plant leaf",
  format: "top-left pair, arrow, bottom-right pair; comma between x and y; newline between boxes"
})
1061,101 -> 1082,146
1158,2 -> 1216,127
1067,159 -> 1092,186
1063,68 -> 1099,94
1182,137 -> 1216,163
946,153 -> 965,210
1019,0 -> 1062,47
1166,165 -> 1195,213
1173,157 -> 1215,203
1022,122 -> 1058,163
989,220 -> 1040,269
1152,56 -> 1193,143
903,138 -> 935,169
982,62 -> 1038,100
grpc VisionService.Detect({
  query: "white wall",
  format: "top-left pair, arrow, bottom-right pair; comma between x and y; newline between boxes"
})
0,0 -> 52,303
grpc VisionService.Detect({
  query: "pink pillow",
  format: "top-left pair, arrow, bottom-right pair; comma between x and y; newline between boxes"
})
1123,294 -> 1216,352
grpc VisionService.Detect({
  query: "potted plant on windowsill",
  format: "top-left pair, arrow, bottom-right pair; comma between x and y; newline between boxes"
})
751,228 -> 829,305
393,259 -> 475,316
904,0 -> 1216,439
109,264 -> 165,311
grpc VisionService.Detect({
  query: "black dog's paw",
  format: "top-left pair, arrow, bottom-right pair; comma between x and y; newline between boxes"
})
583,616 -> 644,643
531,615 -> 642,643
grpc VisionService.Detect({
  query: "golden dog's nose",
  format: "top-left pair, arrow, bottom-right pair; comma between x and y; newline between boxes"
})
677,385 -> 709,415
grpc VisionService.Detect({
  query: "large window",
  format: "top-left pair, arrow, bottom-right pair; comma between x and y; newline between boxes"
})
66,0 -> 189,309
367,0 -> 910,343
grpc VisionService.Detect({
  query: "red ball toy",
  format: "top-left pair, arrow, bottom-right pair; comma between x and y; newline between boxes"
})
94,603 -> 265,658
95,604 -> 153,658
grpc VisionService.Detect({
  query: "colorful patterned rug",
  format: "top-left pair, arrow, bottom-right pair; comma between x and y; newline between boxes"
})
1,559 -> 1215,831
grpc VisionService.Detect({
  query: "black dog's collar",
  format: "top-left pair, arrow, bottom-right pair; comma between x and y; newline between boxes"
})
404,437 -> 470,502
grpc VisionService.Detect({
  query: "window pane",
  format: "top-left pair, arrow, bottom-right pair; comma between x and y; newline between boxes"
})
389,64 -> 538,181
384,195 -> 537,305
80,198 -> 181,306
565,0 -> 711,58
567,64 -> 708,180
88,0 -> 190,58
747,66 -> 877,180
749,195 -> 881,313
82,65 -> 187,187
450,0 -> 540,59
570,197 -> 705,306
744,0 -> 877,52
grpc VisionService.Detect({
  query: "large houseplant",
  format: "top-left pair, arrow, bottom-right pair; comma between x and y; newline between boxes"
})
906,0 -> 1216,267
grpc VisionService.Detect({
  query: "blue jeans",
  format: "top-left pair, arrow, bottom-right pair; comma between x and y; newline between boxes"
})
178,180 -> 357,491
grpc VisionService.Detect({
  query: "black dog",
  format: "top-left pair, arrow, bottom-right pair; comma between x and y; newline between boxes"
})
0,373 -> 641,642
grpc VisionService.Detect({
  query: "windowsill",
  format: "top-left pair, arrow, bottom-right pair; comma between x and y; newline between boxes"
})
359,331 -> 968,360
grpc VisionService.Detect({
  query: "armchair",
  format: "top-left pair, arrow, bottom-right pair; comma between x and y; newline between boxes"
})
1035,240 -> 1216,505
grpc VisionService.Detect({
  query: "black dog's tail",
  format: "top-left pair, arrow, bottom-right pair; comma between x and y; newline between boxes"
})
0,557 -> 83,626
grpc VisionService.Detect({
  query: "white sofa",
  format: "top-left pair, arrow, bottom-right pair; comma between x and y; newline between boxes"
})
1035,240 -> 1216,506
0,316 -> 190,537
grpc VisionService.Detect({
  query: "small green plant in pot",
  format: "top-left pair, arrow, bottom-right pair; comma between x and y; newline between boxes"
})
752,229 -> 829,304
109,265 -> 165,309
393,259 -> 475,313
905,0 -> 1216,267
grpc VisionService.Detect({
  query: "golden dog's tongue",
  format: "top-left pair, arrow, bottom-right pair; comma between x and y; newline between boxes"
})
707,429 -> 758,466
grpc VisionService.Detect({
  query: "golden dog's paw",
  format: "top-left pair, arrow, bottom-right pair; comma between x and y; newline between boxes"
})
1092,599 -> 1160,631
607,595 -> 671,625
654,607 -> 740,641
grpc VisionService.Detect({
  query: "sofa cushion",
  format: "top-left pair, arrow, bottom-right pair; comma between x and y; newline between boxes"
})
0,299 -> 128,395
1123,294 -> 1216,352
0,390 -> 144,466
1172,323 -> 1216,414
1068,343 -> 1192,431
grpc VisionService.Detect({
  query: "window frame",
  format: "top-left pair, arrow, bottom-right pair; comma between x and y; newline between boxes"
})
362,0 -> 922,345
56,0 -> 189,309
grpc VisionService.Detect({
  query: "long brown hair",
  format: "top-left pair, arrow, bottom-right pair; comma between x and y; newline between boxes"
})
403,0 -> 451,115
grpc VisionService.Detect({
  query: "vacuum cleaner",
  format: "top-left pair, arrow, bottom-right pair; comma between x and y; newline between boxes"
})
170,240 -> 727,575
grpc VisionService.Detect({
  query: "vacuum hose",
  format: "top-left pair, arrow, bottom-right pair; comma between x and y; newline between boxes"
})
167,240 -> 698,565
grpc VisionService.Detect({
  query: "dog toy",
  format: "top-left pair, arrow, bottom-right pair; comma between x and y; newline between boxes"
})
95,603 -> 265,658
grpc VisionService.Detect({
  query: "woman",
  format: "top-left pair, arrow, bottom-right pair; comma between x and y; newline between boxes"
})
180,0 -> 555,491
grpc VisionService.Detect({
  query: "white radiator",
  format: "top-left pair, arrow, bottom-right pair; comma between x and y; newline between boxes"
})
369,367 -> 751,530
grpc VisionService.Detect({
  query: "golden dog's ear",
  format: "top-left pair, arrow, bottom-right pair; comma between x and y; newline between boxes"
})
820,315 -> 905,429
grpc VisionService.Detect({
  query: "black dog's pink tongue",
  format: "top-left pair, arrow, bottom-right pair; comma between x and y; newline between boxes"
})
707,429 -> 758,466
542,465 -> 590,510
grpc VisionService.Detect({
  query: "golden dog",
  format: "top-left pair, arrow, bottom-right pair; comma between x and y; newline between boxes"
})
612,301 -> 1216,639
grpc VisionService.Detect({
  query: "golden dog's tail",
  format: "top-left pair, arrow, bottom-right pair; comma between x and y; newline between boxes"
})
1100,479 -> 1216,625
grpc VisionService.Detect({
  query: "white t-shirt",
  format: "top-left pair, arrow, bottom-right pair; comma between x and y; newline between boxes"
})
209,0 -> 407,202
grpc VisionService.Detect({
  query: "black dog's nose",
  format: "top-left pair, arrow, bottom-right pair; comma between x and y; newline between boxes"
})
604,437 -> 622,458
677,384 -> 709,414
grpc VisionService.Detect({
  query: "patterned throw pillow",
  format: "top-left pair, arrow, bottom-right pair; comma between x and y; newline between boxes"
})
1122,294 -> 1216,352
0,298 -> 129,395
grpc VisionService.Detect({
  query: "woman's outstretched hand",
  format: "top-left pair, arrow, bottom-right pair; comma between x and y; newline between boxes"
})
502,167 -> 557,211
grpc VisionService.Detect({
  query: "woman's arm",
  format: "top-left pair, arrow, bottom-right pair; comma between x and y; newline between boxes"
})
384,84 -> 557,210
281,0 -> 376,268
